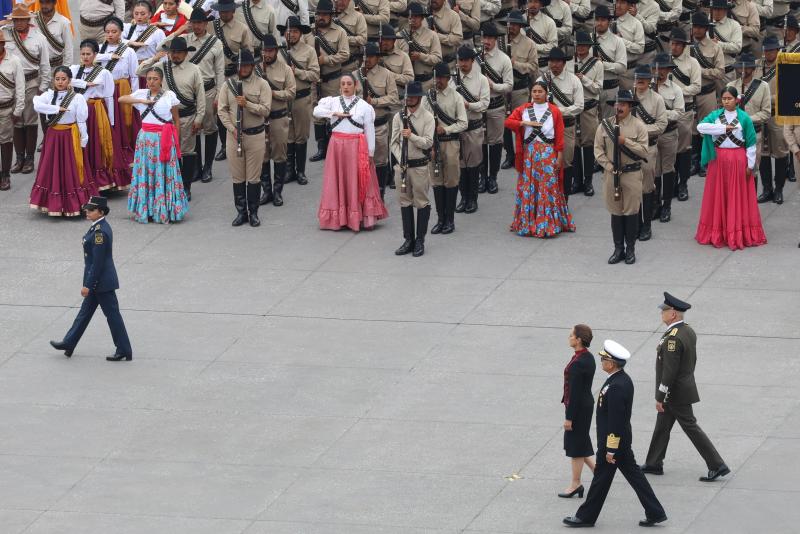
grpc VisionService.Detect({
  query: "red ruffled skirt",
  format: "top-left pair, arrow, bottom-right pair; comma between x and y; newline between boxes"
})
695,147 -> 767,250
318,131 -> 388,231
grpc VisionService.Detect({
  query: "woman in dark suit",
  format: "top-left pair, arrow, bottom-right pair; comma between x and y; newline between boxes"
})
560,324 -> 596,498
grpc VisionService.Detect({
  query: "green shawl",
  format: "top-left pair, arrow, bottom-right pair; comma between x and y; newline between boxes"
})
699,107 -> 757,167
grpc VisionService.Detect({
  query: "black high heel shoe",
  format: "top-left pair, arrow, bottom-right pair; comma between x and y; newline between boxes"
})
558,485 -> 585,498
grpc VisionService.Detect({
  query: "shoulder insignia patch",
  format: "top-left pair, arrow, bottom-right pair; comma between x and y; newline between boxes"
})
670,328 -> 678,336
667,339 -> 676,352
95,232 -> 104,245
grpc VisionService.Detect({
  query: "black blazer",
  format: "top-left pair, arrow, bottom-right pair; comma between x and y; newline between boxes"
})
564,351 -> 596,420
596,369 -> 634,454
82,218 -> 119,293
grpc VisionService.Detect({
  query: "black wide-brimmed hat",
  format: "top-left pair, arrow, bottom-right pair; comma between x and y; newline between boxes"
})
732,52 -> 757,69
633,64 -> 652,79
607,89 -> 639,105
364,42 -> 380,56
594,5 -> 612,19
408,3 -> 428,16
651,52 -> 675,69
658,291 -> 691,312
316,0 -> 336,14
707,0 -> 731,9
574,30 -> 594,46
669,27 -> 690,43
481,22 -> 503,37
547,48 -> 570,62
783,14 -> 799,30
762,35 -> 782,50
380,24 -> 398,39
262,35 -> 279,49
406,81 -> 425,97
189,7 -> 214,22
211,0 -> 239,12
503,9 -> 528,26
533,0 -> 552,7
434,62 -> 451,78
163,37 -> 196,52
83,196 -> 109,214
692,11 -> 712,27
278,15 -> 311,34
238,49 -> 257,65
457,45 -> 477,60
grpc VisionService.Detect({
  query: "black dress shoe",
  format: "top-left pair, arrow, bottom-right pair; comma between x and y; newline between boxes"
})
639,515 -> 667,527
563,516 -> 594,528
441,221 -> 454,234
455,198 -> 466,213
395,239 -> 415,255
608,249 -> 625,264
501,158 -> 515,169
465,199 -> 478,213
757,191 -> 774,203
214,147 -> 227,161
659,207 -> 671,223
106,353 -> 132,362
486,177 -> 498,194
638,226 -> 652,241
774,191 -> 784,205
412,239 -> 425,257
200,168 -> 213,183
49,340 -> 72,357
296,172 -> 308,185
430,221 -> 443,234
640,464 -> 664,475
698,167 -> 706,177
477,176 -> 486,194
584,183 -> 594,196
558,485 -> 584,498
625,249 -> 636,265
677,184 -> 689,201
699,464 -> 730,482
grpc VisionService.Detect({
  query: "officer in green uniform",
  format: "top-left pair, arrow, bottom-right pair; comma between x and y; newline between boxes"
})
641,292 -> 731,482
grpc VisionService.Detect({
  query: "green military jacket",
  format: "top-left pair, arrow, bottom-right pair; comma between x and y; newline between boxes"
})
655,322 -> 700,405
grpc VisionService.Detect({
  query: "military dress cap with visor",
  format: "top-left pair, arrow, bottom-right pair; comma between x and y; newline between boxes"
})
434,62 -> 451,77
315,0 -> 336,13
163,37 -> 197,52
480,22 -> 504,37
457,45 -> 477,60
405,80 -> 425,97
594,5 -> 612,19
211,0 -> 240,11
634,64 -> 653,79
732,53 -> 757,69
502,10 -> 529,26
651,52 -> 676,68
574,30 -> 595,46
762,35 -> 782,50
83,196 -> 110,214
658,291 -> 691,312
607,88 -> 639,105
599,339 -> 632,364
262,35 -> 279,49
547,48 -> 570,61
669,28 -> 691,43
189,7 -> 215,22
692,11 -> 713,27
278,15 -> 311,34
408,3 -> 428,16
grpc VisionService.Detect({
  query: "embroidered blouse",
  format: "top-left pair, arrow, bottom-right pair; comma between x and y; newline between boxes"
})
32,89 -> 89,146
697,109 -> 757,168
313,94 -> 376,156
130,89 -> 180,124
70,65 -> 116,126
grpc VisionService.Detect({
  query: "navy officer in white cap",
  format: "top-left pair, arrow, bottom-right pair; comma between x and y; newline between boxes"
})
564,339 -> 667,528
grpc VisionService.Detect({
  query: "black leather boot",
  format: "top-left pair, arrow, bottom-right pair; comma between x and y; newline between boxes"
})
376,165 -> 388,200
487,143 -> 502,194
413,205 -> 430,257
477,144 -> 488,193
455,168 -> 467,213
638,194 -> 652,241
501,129 -> 515,169
442,186 -> 457,234
181,155 -> 196,201
562,166 -> 572,203
660,172 -> 675,222
787,154 -> 796,182
690,135 -> 701,176
677,152 -> 690,201
652,176 -> 662,221
309,124 -> 328,162
247,183 -> 261,226
583,146 -> 595,196
193,136 -> 202,181
273,162 -> 286,206
231,183 -> 248,226
259,162 -> 273,205
757,156 -> 774,203
295,143 -> 309,184
624,215 -> 638,264
773,156 -> 787,205
465,166 -> 479,213
430,186 -> 445,234
22,126 -> 36,173
285,144 -> 297,183
201,134 -> 216,182
608,215 -> 625,264
10,127 -> 24,173
215,119 -> 227,161
572,146 -> 584,194
395,206 -> 415,255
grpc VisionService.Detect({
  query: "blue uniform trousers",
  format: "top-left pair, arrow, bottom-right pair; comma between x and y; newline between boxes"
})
63,290 -> 132,357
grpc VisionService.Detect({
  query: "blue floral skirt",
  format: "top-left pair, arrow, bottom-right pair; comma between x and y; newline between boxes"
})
127,130 -> 189,224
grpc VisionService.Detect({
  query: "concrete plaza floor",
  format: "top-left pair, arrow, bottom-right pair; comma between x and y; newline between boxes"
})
1,144 -> 798,533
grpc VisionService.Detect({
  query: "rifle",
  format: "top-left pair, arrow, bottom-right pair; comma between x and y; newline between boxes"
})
430,87 -> 441,181
283,41 -> 294,125
362,44 -> 370,100
236,53 -> 243,158
480,27 -> 487,144
612,119 -> 621,201
504,30 -> 512,115
314,26 -> 322,103
400,89 -> 409,192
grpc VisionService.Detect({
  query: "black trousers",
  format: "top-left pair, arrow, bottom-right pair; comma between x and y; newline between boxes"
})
645,403 -> 724,470
576,448 -> 665,524
63,290 -> 132,357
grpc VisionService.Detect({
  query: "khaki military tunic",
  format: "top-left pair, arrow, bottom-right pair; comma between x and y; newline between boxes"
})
711,15 -> 742,80
612,12 -> 645,90
632,88 -> 667,193
355,0 -> 390,38
0,53 -> 25,143
334,3 -> 368,73
180,31 -> 226,134
31,11 -> 73,68
212,18 -> 254,75
235,0 -> 279,47
3,28 -> 50,127
429,4 -> 463,66
380,46 -> 414,102
422,84 -> 467,188
452,65 -> 489,167
315,25 -> 350,102
137,57 -> 206,154
594,113 -> 650,215
390,105 -> 435,208
218,74 -> 273,183
285,40 -> 319,142
504,31 -> 538,110
354,63 -> 398,166
670,47 -> 701,152
79,0 -> 126,42
527,11 -> 558,65
540,68 -> 584,169
542,0 -> 573,49
690,37 -> 725,133
260,58 -> 296,162
389,0 -> 408,28
730,0 -> 760,56
396,25 -> 442,91
655,77 -> 684,175
732,76 -> 771,159
635,0 -> 660,66
655,0 -> 682,42
481,46 -> 513,145
571,0 -> 593,32
595,29 -> 627,118
755,62 -> 788,158
571,54 -> 603,147
455,0 -> 481,40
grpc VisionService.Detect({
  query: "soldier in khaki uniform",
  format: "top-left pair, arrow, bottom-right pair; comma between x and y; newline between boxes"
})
137,37 -> 206,200
258,35 -> 296,207
784,15 -> 800,53
755,37 -> 790,204
593,6 -> 627,119
310,0 -> 349,161
633,0 -> 660,68
389,0 -> 408,29
652,53 -> 684,224
3,5 -> 50,175
428,0 -> 463,68
354,0 -> 390,40
396,3 -> 442,91
218,49 -> 273,227
235,0 -> 279,49
612,0 -> 645,91
570,30 -> 603,196
379,23 -> 414,190
668,28 -> 701,202
594,90 -> 650,265
453,45 -> 489,214
391,81 -> 435,257
334,0 -> 368,74
454,0 -> 482,44
499,10 -> 538,170
527,0 -> 558,67
542,0 -> 572,52
354,42 -> 398,199
422,62 -> 467,235
0,32 -> 26,191
709,0 -> 742,84
79,0 -> 126,43
280,15 -> 319,185
631,65 -> 667,242
210,0 -> 254,162
730,0 -> 760,56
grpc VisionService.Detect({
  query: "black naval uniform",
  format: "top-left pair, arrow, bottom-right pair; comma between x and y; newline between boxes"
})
574,369 -> 665,525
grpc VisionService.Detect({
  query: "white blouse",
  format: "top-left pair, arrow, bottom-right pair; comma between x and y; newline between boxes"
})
524,102 -> 555,141
696,109 -> 757,168
313,95 -> 376,156
123,23 -> 167,61
130,89 -> 180,124
96,41 -> 140,91
69,65 -> 116,126
33,90 -> 89,147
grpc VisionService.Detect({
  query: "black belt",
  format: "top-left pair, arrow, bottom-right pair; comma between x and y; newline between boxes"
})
0,99 -> 14,110
439,132 -> 459,142
603,79 -> 619,90
80,15 -> 111,27
665,121 -> 678,133
656,21 -> 676,33
700,83 -> 716,95
178,107 -> 196,118
442,53 -> 456,63
269,108 -> 288,119
621,162 -> 642,172
204,79 -> 216,91
724,65 -> 734,73
295,87 -> 311,99
684,101 -> 697,111
321,69 -> 342,83
463,31 -> 474,40
224,64 -> 236,77
648,137 -> 658,146
627,60 -> 641,70
765,15 -> 785,27
407,156 -> 429,167
24,71 -> 38,82
414,72 -> 433,82
488,96 -> 505,110
574,11 -> 593,23
644,40 -> 658,53
679,11 -> 691,22
342,56 -> 358,67
466,118 -> 483,131
513,76 -> 531,90
374,114 -> 389,127
242,124 -> 266,135
563,116 -> 576,127
50,55 -> 63,67
538,57 -> 548,67
754,123 -> 762,133
584,99 -> 598,110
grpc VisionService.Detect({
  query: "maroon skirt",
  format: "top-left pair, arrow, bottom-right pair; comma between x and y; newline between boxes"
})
86,98 -> 115,190
30,126 -> 97,217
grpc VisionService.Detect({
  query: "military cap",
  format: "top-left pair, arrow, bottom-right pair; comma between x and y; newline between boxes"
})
651,52 -> 675,68
380,24 -> 398,38
406,81 -> 425,97
732,53 -> 757,69
316,0 -> 336,14
83,196 -> 109,214
278,15 -> 311,34
262,35 -> 279,49
237,49 -> 257,65
658,292 -> 691,312
364,42 -> 380,56
189,7 -> 214,22
762,35 -> 782,50
634,64 -> 653,79
211,0 -> 239,12
669,27 -> 690,43
434,62 -> 451,78
163,37 -> 196,52
599,339 -> 631,363
574,30 -> 595,46
408,3 -> 428,16
481,22 -> 503,37
707,0 -> 731,9
503,9 -> 528,26
594,5 -> 612,19
535,0 -> 552,6
457,45 -> 477,60
692,11 -> 712,27
547,48 -> 570,62
607,89 -> 639,105
784,15 -> 799,30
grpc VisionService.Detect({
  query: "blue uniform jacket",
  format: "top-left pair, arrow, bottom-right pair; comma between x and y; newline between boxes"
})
83,218 -> 119,293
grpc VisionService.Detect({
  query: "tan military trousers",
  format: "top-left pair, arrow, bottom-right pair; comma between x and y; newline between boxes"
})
486,105 -> 505,145
227,129 -> 266,184
395,164 -> 431,208
200,87 -> 218,134
431,138 -> 460,188
374,121 -> 390,167
290,92 -> 313,143
266,115 -> 289,163
655,128 -> 678,176
642,142 -> 658,194
578,104 -> 599,147
460,127 -> 483,168
179,114 -> 197,155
